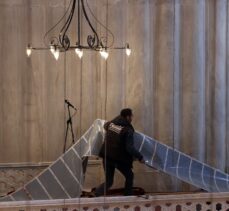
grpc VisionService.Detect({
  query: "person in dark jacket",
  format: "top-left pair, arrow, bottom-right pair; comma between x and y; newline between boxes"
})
94,108 -> 144,196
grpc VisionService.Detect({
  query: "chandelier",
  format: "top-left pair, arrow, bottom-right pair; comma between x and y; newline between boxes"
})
26,0 -> 131,60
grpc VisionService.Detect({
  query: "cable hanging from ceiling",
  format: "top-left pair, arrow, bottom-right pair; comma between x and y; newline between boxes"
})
26,0 -> 131,60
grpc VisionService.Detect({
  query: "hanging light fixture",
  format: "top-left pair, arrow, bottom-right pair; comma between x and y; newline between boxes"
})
125,43 -> 131,57
100,48 -> 109,60
53,48 -> 60,60
26,0 -> 131,60
26,44 -> 32,57
50,42 -> 55,55
75,48 -> 83,59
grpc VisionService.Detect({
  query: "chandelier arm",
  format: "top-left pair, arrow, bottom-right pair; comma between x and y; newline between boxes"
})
59,0 -> 76,50
50,36 -> 59,46
85,0 -> 114,48
43,0 -> 74,47
59,0 -> 76,35
77,0 -> 81,45
81,0 -> 100,48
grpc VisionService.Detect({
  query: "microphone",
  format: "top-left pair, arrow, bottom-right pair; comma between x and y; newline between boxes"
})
65,99 -> 77,110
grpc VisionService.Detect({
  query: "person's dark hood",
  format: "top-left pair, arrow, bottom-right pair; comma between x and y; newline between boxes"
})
111,115 -> 134,131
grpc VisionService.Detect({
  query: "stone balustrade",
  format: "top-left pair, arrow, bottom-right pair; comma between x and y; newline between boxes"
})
0,192 -> 229,211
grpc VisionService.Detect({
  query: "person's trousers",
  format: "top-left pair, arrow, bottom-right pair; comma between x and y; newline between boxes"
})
95,158 -> 134,196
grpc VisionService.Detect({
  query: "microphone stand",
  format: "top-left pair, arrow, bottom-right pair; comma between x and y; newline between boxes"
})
63,101 -> 76,153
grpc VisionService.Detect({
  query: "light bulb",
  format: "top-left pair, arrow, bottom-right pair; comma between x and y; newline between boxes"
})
126,48 -> 131,56
75,48 -> 83,59
26,44 -> 32,57
53,49 -> 60,60
50,45 -> 55,54
103,51 -> 109,60
99,50 -> 104,58
126,43 -> 131,56
100,49 -> 109,60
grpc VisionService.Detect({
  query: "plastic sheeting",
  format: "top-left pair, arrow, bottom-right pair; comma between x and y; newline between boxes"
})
0,119 -> 229,202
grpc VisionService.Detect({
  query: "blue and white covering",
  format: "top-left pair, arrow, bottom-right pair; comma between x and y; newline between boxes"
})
0,119 -> 228,202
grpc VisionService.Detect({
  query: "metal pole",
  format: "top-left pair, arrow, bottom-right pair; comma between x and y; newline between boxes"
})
78,0 -> 81,46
